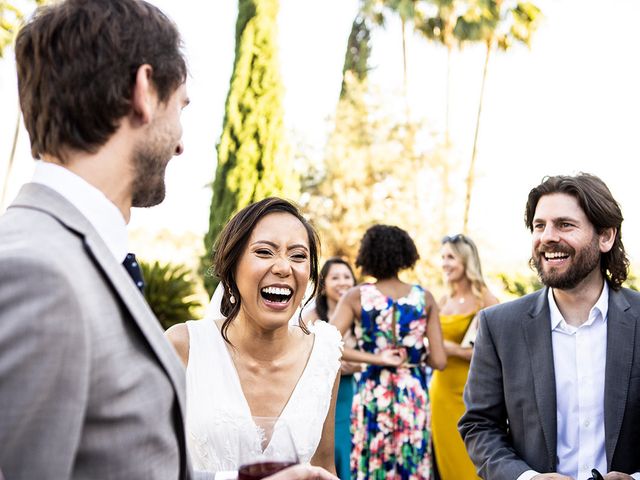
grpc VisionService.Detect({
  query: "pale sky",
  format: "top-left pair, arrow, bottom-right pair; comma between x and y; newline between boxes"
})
1,0 -> 639,276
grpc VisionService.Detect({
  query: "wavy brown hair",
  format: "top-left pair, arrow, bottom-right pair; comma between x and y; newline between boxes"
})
524,173 -> 629,290
314,257 -> 356,322
15,0 -> 187,162
213,197 -> 320,344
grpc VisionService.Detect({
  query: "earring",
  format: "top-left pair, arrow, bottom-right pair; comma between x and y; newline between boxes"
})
228,287 -> 236,304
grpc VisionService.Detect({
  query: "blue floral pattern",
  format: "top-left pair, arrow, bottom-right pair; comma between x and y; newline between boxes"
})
351,283 -> 432,480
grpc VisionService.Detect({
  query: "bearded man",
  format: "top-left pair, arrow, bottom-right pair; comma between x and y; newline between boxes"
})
459,173 -> 640,480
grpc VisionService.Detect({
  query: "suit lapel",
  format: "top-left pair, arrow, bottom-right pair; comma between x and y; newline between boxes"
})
604,288 -> 635,467
10,184 -> 188,426
522,287 -> 557,468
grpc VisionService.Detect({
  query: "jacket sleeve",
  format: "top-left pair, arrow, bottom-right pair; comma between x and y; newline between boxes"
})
0,254 -> 90,479
458,309 -> 533,480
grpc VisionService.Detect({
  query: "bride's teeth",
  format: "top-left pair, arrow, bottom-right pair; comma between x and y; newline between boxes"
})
261,286 -> 292,296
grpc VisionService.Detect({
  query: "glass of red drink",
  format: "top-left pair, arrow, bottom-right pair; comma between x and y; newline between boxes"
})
237,417 -> 299,480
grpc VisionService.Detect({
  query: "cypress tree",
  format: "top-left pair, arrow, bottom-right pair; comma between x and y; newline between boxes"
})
203,0 -> 298,294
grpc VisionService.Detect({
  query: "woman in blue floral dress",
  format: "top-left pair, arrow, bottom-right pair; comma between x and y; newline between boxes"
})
331,225 -> 447,480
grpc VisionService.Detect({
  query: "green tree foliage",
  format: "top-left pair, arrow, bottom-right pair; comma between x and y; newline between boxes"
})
0,0 -> 47,57
301,7 -> 447,287
340,14 -> 372,95
141,260 -> 203,331
497,271 -> 542,298
304,75 -> 444,287
1,0 -> 23,57
203,0 -> 298,295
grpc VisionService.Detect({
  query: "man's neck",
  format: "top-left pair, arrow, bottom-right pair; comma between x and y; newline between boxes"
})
41,136 -> 133,222
551,269 -> 605,327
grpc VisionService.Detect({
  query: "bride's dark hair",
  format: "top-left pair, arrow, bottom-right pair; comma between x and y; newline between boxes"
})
212,197 -> 320,344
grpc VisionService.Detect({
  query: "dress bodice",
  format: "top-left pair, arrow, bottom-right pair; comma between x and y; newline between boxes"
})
185,318 -> 342,473
356,283 -> 429,364
439,311 -> 476,343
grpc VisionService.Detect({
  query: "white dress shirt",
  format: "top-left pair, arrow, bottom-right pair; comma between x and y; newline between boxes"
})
517,283 -> 640,480
31,161 -> 128,263
551,284 -> 608,480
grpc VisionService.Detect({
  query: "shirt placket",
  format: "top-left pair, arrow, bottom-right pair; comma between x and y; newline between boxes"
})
575,325 -> 593,480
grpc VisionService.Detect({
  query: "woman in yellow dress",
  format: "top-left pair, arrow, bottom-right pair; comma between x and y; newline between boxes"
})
430,234 -> 498,479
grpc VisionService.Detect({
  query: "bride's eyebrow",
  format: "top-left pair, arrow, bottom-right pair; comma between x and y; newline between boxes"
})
250,240 -> 309,252
250,240 -> 278,248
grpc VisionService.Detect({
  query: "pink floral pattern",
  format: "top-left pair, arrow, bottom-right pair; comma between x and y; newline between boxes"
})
351,284 -> 432,479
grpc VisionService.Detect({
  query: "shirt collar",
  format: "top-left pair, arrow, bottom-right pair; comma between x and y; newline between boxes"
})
548,281 -> 609,332
31,161 -> 128,262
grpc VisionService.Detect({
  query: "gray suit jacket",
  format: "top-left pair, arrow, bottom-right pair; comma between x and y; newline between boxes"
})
459,286 -> 640,480
0,184 -> 193,479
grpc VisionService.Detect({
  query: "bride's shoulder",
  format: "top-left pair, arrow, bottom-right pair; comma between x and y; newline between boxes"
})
165,323 -> 190,367
308,321 -> 343,365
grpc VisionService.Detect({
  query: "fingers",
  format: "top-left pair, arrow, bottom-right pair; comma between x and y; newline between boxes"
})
603,473 -> 634,480
264,465 -> 339,480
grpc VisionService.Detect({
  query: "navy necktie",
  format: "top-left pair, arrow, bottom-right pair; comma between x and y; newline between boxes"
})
122,253 -> 145,294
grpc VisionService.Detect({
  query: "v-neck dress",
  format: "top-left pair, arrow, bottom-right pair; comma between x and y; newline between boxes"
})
184,318 -> 342,473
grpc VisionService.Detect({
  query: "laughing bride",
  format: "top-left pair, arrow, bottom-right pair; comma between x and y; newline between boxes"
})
165,198 -> 341,476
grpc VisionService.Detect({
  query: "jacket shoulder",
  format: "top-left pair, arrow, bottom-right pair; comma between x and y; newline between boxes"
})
481,289 -> 546,324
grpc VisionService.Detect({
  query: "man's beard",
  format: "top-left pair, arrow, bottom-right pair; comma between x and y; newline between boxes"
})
131,130 -> 174,208
531,235 -> 601,290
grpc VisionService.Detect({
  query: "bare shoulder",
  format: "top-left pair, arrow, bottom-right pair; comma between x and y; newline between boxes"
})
482,289 -> 500,308
341,285 -> 362,310
437,294 -> 448,308
422,287 -> 437,306
346,284 -> 361,300
164,322 -> 190,367
302,306 -> 319,324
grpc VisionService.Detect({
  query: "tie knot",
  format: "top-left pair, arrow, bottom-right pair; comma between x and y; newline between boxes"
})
122,253 -> 145,293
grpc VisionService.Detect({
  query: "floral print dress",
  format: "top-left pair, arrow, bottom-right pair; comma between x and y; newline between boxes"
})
351,283 -> 432,480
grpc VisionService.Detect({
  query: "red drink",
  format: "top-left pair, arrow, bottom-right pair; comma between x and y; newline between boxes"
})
238,461 -> 297,480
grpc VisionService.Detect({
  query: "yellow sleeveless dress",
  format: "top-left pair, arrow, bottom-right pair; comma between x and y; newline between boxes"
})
430,312 -> 480,480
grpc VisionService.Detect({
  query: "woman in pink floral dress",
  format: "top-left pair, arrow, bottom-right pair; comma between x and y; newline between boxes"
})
331,225 -> 447,479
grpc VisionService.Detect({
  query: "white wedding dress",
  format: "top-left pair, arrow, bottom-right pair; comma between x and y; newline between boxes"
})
184,316 -> 342,473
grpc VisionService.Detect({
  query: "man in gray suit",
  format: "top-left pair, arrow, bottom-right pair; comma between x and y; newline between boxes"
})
459,173 -> 640,480
0,1 -> 336,479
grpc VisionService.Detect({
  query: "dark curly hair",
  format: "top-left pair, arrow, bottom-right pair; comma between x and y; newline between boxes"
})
314,257 -> 356,321
524,172 -> 629,290
356,225 -> 419,279
213,197 -> 320,343
15,0 -> 187,162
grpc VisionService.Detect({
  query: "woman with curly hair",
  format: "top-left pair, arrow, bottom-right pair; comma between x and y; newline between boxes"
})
331,225 -> 446,480
430,234 -> 498,480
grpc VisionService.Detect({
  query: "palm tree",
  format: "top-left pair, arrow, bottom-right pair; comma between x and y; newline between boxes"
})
458,0 -> 541,233
361,0 -> 419,118
415,0 -> 462,145
140,260 -> 204,331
